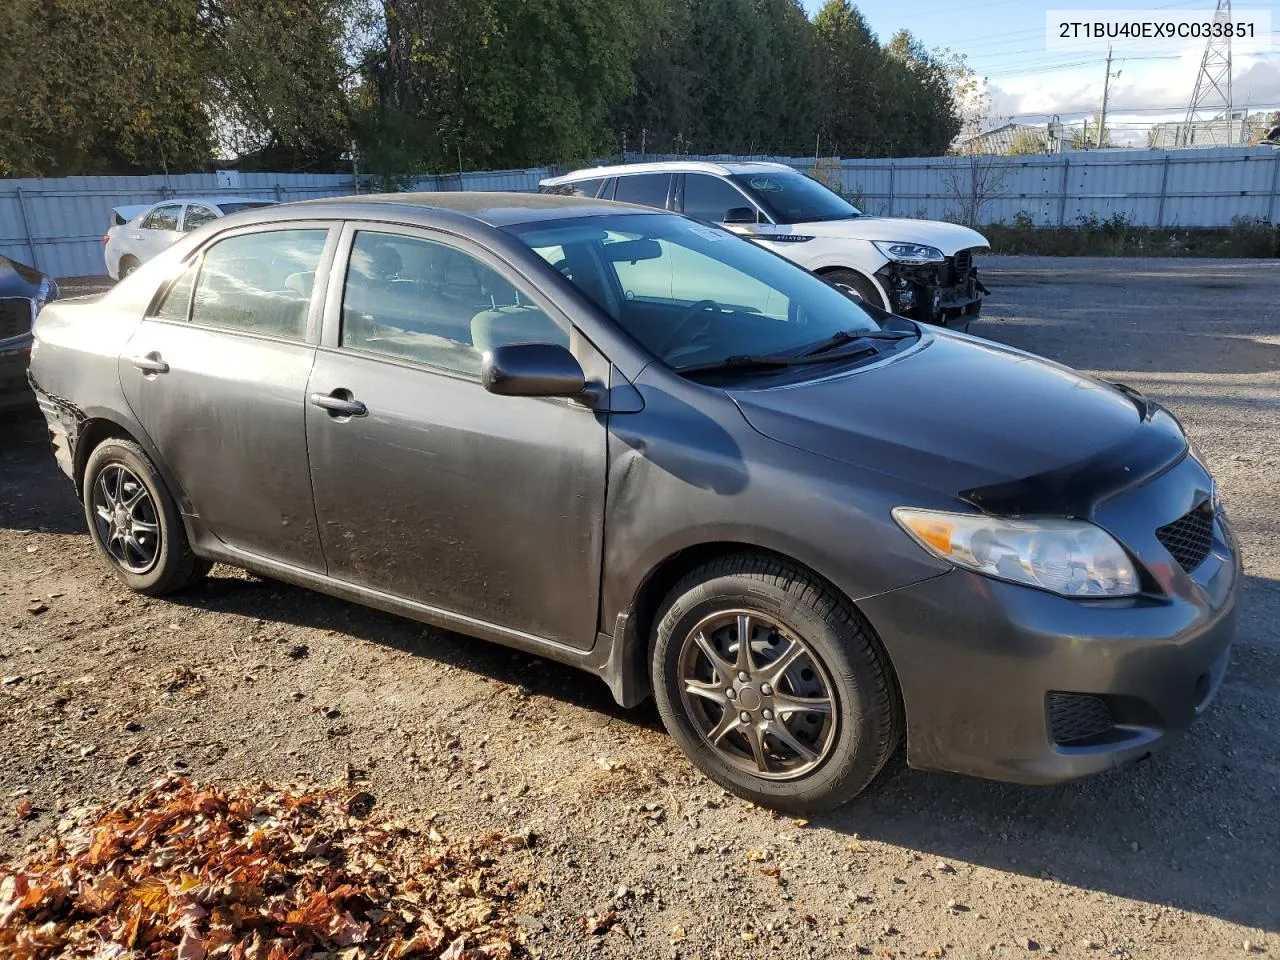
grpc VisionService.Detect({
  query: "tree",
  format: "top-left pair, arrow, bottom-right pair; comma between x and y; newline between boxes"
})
1070,114 -> 1113,149
883,30 -> 962,157
356,0 -> 650,175
1007,129 -> 1048,156
200,0 -> 362,171
812,0 -> 884,157
0,0 -> 214,176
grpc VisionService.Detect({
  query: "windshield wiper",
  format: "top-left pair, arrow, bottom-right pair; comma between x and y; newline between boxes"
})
801,329 -> 916,357
678,344 -> 879,376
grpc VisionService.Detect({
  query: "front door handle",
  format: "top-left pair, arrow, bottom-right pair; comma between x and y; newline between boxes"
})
130,353 -> 169,374
310,391 -> 367,418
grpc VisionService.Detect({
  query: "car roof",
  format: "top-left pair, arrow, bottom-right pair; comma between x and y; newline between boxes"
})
145,196 -> 278,208
540,160 -> 794,186
284,191 -> 667,228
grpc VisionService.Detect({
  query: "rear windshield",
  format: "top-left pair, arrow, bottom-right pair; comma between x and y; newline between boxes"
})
730,171 -> 860,224
215,202 -> 276,214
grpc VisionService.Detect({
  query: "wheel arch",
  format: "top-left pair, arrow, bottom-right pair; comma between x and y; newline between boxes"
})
813,265 -> 888,309
73,417 -> 138,498
611,540 -> 903,712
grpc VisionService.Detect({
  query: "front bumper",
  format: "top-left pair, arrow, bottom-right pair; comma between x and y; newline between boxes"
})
0,336 -> 34,411
875,253 -> 985,329
861,460 -> 1240,785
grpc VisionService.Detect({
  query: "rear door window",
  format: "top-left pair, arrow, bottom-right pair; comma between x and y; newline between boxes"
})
189,229 -> 329,340
141,204 -> 182,231
613,174 -> 672,210
546,177 -> 607,198
183,205 -> 218,232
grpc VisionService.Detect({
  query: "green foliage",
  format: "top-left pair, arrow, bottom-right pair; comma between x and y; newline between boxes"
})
982,213 -> 1279,258
1,0 -> 965,177
0,0 -> 214,176
1006,129 -> 1048,156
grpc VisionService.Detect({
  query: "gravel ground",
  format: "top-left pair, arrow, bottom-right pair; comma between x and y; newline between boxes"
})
2,259 -> 1278,959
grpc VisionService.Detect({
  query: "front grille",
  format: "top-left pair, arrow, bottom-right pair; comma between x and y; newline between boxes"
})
1156,501 -> 1214,573
0,298 -> 34,340
947,249 -> 974,286
1047,692 -> 1114,745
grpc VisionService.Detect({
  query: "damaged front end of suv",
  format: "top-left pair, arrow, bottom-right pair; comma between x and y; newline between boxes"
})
873,243 -> 988,327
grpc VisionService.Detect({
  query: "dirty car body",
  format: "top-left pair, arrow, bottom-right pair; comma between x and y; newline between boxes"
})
0,254 -> 58,411
29,194 -> 1238,810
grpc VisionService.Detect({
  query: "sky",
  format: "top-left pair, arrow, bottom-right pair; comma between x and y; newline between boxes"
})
799,0 -> 1280,144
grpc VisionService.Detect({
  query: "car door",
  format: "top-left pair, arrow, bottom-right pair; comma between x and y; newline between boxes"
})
611,173 -> 674,210
680,173 -> 763,225
134,203 -> 185,262
120,223 -> 338,570
304,225 -> 609,649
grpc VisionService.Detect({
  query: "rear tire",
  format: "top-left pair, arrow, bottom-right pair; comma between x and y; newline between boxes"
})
82,439 -> 210,595
118,255 -> 140,279
823,268 -> 885,311
651,553 -> 901,814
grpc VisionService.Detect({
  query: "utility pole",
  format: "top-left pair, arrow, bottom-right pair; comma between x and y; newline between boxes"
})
1097,44 -> 1120,149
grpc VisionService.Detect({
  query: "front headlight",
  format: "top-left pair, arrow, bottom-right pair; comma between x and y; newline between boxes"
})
893,508 -> 1140,598
873,241 -> 947,264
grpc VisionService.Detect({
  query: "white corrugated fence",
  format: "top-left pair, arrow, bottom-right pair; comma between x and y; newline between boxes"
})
4,148 -> 1279,278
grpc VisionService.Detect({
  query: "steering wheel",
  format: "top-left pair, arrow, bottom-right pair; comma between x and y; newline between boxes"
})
656,300 -> 726,358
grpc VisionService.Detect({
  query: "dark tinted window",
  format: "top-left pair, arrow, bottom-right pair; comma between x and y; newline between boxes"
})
141,204 -> 182,231
731,170 -> 861,223
341,231 -> 566,376
545,177 -> 606,198
613,174 -> 671,209
190,229 -> 328,339
683,174 -> 755,223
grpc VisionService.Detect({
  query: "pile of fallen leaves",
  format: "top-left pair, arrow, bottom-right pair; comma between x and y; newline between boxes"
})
0,777 -> 529,960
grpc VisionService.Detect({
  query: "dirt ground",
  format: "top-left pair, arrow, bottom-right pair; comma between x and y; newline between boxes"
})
2,258 -> 1278,958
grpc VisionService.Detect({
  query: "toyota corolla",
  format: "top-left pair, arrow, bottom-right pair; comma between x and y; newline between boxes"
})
28,193 -> 1238,812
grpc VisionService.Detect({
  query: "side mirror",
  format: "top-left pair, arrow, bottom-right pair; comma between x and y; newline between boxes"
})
723,206 -> 759,225
482,342 -> 586,398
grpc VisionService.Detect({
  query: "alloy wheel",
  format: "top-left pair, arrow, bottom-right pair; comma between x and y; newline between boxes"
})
677,609 -> 838,781
91,464 -> 161,574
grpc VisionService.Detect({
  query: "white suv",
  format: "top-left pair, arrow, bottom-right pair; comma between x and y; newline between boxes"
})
540,161 -> 990,328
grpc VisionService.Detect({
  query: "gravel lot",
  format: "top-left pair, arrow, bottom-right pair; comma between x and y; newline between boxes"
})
2,258 -> 1278,958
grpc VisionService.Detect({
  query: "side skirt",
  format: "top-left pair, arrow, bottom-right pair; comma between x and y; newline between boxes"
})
186,524 -> 646,708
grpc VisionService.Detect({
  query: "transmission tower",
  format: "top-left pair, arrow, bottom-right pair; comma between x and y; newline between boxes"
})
1181,0 -> 1233,146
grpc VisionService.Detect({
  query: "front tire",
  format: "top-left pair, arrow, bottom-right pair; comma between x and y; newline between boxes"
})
651,554 -> 901,814
823,268 -> 886,311
82,439 -> 210,595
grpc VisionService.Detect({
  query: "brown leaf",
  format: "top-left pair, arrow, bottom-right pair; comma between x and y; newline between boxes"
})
15,799 -> 33,820
178,930 -> 209,960
581,910 -> 620,936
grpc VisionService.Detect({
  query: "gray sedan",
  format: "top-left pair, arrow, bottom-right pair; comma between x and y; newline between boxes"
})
28,193 -> 1239,812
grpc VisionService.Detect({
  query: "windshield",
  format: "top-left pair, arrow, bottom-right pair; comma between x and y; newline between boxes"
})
215,201 -> 276,214
506,214 -> 884,372
731,170 -> 861,223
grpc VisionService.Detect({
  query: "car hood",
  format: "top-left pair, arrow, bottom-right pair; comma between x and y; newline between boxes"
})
728,332 -> 1186,514
0,254 -> 49,298
757,217 -> 988,255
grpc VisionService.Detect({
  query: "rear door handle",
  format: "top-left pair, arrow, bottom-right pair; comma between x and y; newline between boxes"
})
130,353 -> 169,374
310,391 -> 367,418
